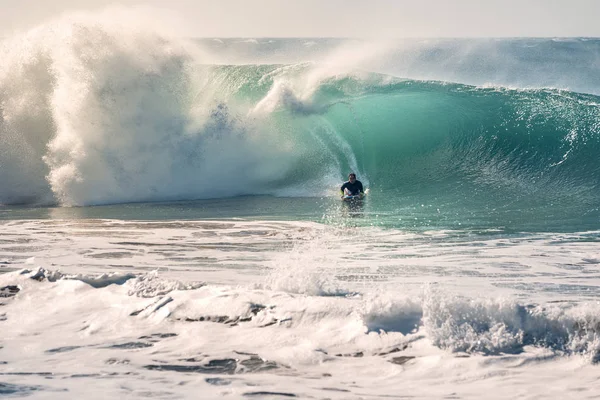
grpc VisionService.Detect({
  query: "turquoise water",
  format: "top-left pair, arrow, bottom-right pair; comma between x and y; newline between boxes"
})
2,194 -> 597,233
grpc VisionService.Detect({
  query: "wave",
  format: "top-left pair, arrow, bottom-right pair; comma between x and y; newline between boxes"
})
422,289 -> 600,359
3,267 -> 600,362
1,16 -> 600,212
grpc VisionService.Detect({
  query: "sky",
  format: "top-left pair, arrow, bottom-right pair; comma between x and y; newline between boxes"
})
1,0 -> 599,38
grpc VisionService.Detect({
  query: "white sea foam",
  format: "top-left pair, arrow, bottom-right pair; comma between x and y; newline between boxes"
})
1,219 -> 600,398
1,257 -> 599,398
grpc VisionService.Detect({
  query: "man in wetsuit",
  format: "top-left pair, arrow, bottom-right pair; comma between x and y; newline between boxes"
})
341,173 -> 364,198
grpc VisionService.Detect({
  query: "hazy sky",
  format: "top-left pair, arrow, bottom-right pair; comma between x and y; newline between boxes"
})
1,0 -> 599,38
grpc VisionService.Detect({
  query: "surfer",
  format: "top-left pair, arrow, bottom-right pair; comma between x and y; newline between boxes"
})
341,173 -> 364,198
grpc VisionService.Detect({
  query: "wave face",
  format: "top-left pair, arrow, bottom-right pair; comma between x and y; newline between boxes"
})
1,19 -> 599,226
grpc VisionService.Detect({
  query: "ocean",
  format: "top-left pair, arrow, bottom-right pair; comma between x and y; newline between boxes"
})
1,15 -> 600,399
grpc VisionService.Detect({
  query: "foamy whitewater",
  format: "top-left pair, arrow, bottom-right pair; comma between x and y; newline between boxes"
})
1,11 -> 600,399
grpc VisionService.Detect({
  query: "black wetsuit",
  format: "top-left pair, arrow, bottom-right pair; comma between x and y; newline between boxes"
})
341,180 -> 364,196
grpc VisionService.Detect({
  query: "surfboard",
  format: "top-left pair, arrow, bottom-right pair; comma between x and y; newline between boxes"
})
341,188 -> 368,201
342,195 -> 362,202
342,191 -> 368,202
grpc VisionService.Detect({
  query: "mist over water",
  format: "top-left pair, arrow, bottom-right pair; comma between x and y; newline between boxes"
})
200,37 -> 600,95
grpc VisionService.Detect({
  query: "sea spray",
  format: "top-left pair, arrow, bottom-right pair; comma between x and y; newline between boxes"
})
422,287 -> 600,360
0,14 -> 337,206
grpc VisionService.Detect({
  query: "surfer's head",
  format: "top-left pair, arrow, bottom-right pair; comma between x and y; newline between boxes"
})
348,173 -> 356,182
